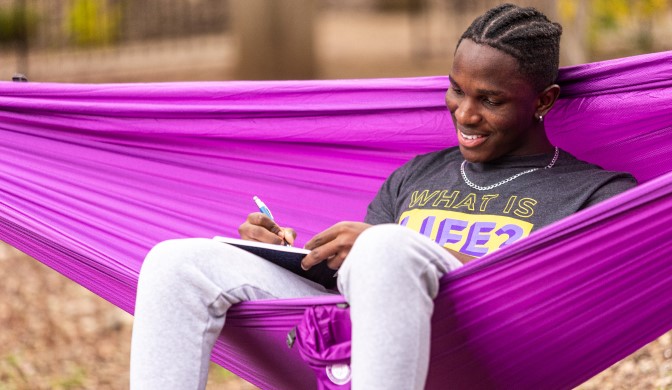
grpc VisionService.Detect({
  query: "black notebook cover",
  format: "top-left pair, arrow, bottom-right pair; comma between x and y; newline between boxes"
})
213,236 -> 337,289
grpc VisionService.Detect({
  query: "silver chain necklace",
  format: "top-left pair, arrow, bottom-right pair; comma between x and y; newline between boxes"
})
460,147 -> 560,191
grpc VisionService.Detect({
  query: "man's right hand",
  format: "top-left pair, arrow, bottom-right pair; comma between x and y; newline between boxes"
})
238,212 -> 296,246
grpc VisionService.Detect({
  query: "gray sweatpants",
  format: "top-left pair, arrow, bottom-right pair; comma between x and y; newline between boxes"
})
130,224 -> 462,389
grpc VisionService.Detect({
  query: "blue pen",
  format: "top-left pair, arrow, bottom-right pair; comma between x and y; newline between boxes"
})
253,196 -> 274,220
253,196 -> 290,246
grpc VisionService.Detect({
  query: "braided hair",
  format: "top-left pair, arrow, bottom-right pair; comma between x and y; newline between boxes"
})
458,3 -> 563,91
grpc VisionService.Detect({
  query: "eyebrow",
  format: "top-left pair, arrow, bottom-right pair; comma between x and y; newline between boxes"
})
448,75 -> 504,96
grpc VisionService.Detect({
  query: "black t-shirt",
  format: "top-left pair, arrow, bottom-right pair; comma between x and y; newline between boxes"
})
365,147 -> 637,258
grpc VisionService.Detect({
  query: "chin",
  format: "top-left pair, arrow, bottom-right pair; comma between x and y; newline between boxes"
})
459,146 -> 490,163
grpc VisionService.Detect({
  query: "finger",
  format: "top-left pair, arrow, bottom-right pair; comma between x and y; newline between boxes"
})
301,240 -> 340,270
240,224 -> 287,244
248,212 -> 282,233
239,213 -> 285,244
325,254 -> 346,271
304,224 -> 340,250
281,228 -> 297,246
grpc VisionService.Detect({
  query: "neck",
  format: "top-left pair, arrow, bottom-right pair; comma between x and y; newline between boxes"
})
523,127 -> 554,155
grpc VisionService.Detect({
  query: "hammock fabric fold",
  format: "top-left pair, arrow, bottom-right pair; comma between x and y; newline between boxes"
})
1,50 -> 671,389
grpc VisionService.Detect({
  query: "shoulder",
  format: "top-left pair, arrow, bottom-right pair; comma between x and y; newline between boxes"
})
555,151 -> 635,181
555,150 -> 637,207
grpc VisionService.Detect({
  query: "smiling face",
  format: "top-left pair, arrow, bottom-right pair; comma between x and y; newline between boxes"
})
446,39 -> 554,163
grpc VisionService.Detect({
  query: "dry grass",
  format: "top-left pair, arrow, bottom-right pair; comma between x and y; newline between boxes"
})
0,244 -> 257,390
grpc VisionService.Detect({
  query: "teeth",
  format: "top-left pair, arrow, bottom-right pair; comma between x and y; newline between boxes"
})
461,131 -> 483,140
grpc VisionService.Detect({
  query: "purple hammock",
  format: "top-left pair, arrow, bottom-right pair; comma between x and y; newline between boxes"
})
1,50 -> 671,389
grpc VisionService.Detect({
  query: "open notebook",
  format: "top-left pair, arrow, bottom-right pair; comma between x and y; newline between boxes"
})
213,236 -> 337,289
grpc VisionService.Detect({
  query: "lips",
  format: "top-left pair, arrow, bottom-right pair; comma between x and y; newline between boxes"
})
458,130 -> 488,148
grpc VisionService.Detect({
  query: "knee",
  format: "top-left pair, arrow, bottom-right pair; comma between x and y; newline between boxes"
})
338,225 -> 426,290
139,238 -> 214,287
338,225 -> 445,299
348,224 -> 422,270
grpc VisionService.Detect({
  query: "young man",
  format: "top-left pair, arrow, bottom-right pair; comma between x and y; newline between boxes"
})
130,4 -> 636,389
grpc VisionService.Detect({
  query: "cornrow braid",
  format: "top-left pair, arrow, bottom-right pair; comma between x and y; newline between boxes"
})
458,3 -> 563,91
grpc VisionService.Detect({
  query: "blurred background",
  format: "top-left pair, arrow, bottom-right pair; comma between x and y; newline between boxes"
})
1,0 -> 671,389
0,0 -> 671,82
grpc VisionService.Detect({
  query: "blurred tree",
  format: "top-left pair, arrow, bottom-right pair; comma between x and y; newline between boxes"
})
559,0 -> 670,61
629,0 -> 668,52
557,0 -> 590,64
0,1 -> 38,75
230,0 -> 316,80
0,3 -> 37,45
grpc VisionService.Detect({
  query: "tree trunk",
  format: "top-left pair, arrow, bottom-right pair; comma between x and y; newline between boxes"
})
230,0 -> 317,80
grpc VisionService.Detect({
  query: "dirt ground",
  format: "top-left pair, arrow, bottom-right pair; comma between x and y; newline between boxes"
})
0,244 -> 258,390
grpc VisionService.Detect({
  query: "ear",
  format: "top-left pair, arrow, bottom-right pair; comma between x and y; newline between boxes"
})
535,84 -> 561,119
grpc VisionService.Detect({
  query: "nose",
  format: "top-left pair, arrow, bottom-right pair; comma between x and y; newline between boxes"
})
454,99 -> 481,126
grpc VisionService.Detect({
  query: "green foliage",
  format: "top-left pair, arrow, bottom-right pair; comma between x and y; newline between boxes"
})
1,354 -> 26,389
558,0 -> 670,54
593,0 -> 668,52
592,0 -> 669,29
0,5 -> 38,44
590,0 -> 669,30
559,0 -> 670,31
49,366 -> 87,389
210,364 -> 238,381
592,0 -> 628,30
66,0 -> 122,46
